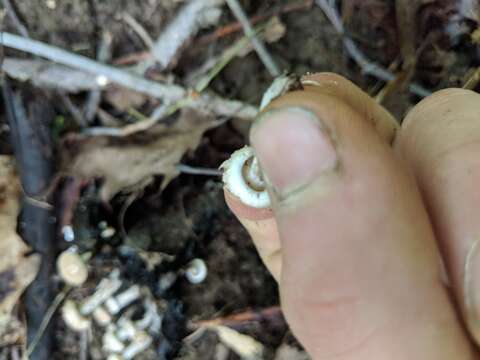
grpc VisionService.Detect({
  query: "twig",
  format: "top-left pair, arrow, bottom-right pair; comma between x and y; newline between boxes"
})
225,0 -> 280,77
1,32 -> 258,124
27,288 -> 70,356
2,57 -> 102,92
190,306 -> 283,330
463,67 -> 480,90
122,13 -> 154,49
150,0 -> 224,70
2,0 -> 29,38
84,31 -> 112,123
59,93 -> 87,127
315,0 -> 431,97
194,28 -> 259,92
177,164 -> 222,176
1,32 -> 187,100
197,0 -> 313,45
395,0 -> 420,71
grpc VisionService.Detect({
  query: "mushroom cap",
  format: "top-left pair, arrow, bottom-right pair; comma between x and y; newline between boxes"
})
62,300 -> 91,332
57,250 -> 88,287
185,258 -> 208,284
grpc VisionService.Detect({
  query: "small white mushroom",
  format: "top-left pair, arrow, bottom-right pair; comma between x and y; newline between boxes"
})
93,306 -> 112,327
61,225 -> 75,242
80,270 -> 122,315
185,258 -> 208,284
57,248 -> 88,287
101,227 -> 116,239
122,331 -> 152,360
105,285 -> 141,315
116,318 -> 137,342
220,146 -> 270,209
107,355 -> 123,360
62,300 -> 91,332
103,327 -> 125,353
135,301 -> 155,330
157,271 -> 177,293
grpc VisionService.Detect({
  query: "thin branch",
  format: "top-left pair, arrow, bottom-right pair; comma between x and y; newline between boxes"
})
1,32 -> 187,100
122,13 -> 154,49
315,0 -> 431,98
150,0 -> 224,70
177,164 -> 222,176
0,32 -> 258,125
84,31 -> 112,123
2,57 -> 101,92
59,93 -> 87,127
463,67 -> 480,90
2,0 -> 29,38
225,0 -> 280,77
27,288 -> 70,356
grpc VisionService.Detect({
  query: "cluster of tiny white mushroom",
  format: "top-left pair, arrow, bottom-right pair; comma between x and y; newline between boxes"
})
57,247 -> 208,359
60,269 -> 159,359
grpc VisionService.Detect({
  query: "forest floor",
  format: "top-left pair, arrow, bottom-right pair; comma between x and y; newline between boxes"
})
0,0 -> 479,359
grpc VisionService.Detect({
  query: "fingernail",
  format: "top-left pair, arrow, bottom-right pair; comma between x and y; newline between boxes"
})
464,238 -> 480,342
250,107 -> 338,198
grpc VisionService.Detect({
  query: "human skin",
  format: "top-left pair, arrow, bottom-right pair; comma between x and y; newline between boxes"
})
224,73 -> 480,359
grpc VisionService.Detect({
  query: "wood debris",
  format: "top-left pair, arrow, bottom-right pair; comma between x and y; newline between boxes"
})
2,58 -> 101,93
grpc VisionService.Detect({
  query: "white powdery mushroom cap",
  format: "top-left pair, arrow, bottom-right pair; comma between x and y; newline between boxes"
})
220,146 -> 271,209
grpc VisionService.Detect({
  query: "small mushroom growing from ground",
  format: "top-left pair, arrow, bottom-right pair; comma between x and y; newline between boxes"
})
57,247 -> 88,287
184,258 -> 208,284
220,146 -> 270,209
62,300 -> 91,332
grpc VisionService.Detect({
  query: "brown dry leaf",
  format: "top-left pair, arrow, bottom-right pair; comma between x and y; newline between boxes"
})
274,344 -> 311,360
60,108 -> 221,200
0,156 -> 41,342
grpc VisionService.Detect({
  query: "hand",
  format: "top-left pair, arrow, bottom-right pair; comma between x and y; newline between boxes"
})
224,73 -> 480,359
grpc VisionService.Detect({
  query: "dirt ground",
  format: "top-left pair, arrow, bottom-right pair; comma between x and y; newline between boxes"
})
0,0 -> 479,359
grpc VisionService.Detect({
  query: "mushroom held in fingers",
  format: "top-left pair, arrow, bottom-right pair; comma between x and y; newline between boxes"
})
220,146 -> 270,209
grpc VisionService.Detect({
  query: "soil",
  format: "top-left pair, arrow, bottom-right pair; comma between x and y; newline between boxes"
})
0,0 -> 479,359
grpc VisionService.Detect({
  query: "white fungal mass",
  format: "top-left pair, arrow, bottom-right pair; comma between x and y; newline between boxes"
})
221,146 -> 271,209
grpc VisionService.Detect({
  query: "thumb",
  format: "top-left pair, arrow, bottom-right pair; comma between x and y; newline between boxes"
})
249,81 -> 472,359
